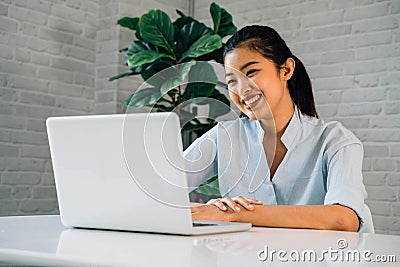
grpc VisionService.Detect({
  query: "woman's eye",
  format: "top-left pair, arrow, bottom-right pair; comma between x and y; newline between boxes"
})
227,79 -> 236,85
246,69 -> 259,77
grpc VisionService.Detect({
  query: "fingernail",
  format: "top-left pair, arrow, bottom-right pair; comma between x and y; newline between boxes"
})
235,207 -> 240,211
222,206 -> 227,210
249,204 -> 254,208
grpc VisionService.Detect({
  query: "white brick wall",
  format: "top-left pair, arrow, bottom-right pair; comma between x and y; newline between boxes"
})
0,0 -> 97,216
0,0 -> 187,216
195,0 -> 400,235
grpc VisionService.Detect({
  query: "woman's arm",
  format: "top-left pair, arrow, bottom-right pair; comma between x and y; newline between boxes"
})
191,204 -> 359,232
183,126 -> 219,191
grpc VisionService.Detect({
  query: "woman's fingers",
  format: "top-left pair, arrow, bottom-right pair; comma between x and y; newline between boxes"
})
234,196 -> 255,210
207,198 -> 227,211
244,197 -> 263,205
221,197 -> 241,212
214,199 -> 228,211
206,196 -> 263,212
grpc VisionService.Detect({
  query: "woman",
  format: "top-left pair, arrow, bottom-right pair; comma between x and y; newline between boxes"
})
185,25 -> 373,233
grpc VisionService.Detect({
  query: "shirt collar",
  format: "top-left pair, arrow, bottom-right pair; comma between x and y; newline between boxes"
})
256,105 -> 303,151
281,105 -> 302,150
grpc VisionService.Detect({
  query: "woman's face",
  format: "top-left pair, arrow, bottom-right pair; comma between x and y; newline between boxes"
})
224,47 -> 293,121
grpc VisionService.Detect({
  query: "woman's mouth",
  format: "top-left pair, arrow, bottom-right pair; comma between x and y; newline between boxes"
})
242,94 -> 262,110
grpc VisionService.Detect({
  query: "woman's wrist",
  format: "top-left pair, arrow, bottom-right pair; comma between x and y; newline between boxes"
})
229,205 -> 250,222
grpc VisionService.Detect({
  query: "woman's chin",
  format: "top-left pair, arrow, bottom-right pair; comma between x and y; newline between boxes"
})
244,109 -> 273,121
246,113 -> 257,120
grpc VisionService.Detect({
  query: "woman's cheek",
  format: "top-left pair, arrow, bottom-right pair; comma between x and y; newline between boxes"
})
254,79 -> 266,94
229,93 -> 240,106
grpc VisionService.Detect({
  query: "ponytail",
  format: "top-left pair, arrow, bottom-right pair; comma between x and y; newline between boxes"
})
289,55 -> 318,118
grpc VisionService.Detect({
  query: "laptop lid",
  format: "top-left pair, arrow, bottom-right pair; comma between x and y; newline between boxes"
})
47,112 -> 195,235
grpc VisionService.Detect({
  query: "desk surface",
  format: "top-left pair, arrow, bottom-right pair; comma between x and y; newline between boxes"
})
0,215 -> 399,266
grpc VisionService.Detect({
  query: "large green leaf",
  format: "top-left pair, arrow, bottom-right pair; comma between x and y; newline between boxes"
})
140,58 -> 175,87
181,122 -> 212,133
160,60 -> 196,95
108,71 -> 138,82
182,83 -> 216,104
210,2 -> 237,38
189,62 -> 218,85
124,41 -> 173,78
127,50 -> 173,68
125,87 -> 162,108
139,9 -> 176,55
125,41 -> 148,72
176,21 -> 213,60
194,175 -> 220,196
125,41 -> 147,60
180,109 -> 196,123
126,40 -> 169,61
197,45 -> 224,64
110,40 -> 147,82
117,17 -> 139,31
182,62 -> 218,102
173,9 -> 195,29
180,34 -> 222,61
207,89 -> 231,118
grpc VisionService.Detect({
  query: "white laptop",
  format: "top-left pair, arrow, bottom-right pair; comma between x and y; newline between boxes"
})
46,112 -> 251,235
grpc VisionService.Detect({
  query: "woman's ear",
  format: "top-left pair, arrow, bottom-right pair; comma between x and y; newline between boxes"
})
280,57 -> 295,81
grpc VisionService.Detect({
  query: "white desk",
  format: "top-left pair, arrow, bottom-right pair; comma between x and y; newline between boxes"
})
0,215 -> 399,266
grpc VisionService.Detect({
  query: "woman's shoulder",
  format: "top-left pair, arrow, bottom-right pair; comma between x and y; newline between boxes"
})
214,117 -> 262,139
300,113 -> 362,148
200,117 -> 255,136
217,117 -> 258,129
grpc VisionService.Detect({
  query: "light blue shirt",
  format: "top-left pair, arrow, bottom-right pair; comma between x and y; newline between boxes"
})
184,108 -> 374,233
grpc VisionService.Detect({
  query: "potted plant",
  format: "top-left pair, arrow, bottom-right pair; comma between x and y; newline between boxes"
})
109,2 -> 237,197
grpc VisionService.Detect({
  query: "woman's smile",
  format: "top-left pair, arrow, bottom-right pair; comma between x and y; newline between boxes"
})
241,93 -> 263,110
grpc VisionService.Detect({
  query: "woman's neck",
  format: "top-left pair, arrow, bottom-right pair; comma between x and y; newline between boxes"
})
260,101 -> 295,138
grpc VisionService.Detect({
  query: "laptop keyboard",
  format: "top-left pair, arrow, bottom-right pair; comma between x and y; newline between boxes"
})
193,222 -> 220,227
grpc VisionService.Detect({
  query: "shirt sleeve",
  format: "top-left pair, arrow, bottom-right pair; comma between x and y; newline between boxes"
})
183,125 -> 218,192
324,143 -> 369,231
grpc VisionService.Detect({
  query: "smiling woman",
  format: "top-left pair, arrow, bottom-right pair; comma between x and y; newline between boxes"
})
185,25 -> 374,233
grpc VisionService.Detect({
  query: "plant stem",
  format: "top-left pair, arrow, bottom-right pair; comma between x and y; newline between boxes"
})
178,84 -> 182,104
160,97 -> 173,104
176,84 -> 182,118
154,105 -> 169,112
167,92 -> 176,105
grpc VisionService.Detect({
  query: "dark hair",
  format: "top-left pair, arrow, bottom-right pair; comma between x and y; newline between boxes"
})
223,25 -> 318,118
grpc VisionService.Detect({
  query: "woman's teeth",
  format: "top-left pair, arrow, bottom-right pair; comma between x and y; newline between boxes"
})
245,94 -> 261,105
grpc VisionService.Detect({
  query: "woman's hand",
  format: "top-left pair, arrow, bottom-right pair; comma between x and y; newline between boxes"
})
206,196 -> 263,212
191,204 -> 236,222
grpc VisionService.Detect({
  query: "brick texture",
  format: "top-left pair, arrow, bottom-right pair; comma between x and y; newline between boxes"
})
0,0 -> 187,216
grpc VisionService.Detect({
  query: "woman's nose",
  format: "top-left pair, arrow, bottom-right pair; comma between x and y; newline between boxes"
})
238,79 -> 251,96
